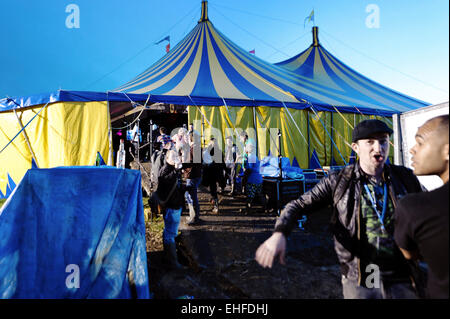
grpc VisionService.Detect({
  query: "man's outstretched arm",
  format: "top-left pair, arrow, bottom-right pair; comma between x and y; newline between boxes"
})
255,232 -> 286,268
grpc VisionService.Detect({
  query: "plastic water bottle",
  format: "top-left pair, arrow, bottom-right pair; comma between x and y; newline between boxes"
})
116,139 -> 126,169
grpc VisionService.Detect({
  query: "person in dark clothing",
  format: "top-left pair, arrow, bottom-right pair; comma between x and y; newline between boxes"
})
255,119 -> 423,299
394,115 -> 449,299
240,140 -> 266,214
202,138 -> 226,213
225,136 -> 239,196
124,139 -> 135,169
157,148 -> 186,269
183,133 -> 203,225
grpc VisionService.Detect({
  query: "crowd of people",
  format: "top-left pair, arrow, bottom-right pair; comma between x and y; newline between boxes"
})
149,125 -> 266,269
148,116 -> 448,299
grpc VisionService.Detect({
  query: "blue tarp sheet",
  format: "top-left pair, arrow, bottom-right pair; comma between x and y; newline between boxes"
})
0,166 -> 150,299
260,156 -> 304,179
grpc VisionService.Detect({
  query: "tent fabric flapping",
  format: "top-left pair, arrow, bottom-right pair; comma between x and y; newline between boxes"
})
0,167 -> 149,298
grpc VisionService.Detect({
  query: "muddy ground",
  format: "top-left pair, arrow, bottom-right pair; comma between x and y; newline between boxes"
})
144,184 -> 343,299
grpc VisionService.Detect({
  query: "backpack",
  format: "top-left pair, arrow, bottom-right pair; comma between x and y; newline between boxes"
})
150,149 -> 166,191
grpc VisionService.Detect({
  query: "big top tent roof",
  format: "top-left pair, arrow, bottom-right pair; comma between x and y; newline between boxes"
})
113,1 -> 427,116
1,1 -> 428,117
275,26 -> 428,113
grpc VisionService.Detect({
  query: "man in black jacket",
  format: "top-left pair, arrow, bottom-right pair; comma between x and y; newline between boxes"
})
394,115 -> 449,299
255,119 -> 423,299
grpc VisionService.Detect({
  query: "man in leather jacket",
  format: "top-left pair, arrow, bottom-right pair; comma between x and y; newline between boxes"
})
255,119 -> 423,299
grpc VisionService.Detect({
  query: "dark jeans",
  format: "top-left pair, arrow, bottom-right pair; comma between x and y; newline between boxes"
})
186,177 -> 201,217
203,164 -> 226,199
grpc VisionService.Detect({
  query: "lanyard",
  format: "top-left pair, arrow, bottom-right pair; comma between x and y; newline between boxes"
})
363,182 -> 388,233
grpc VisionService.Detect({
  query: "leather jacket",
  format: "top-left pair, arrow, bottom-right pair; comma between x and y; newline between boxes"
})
274,162 -> 423,283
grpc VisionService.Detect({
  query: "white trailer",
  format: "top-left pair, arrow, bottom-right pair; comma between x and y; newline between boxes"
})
393,102 -> 449,191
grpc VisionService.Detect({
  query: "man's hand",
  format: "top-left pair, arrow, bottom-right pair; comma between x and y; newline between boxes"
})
399,247 -> 421,261
255,232 -> 287,268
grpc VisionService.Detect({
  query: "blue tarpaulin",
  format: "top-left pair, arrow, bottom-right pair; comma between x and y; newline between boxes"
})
0,166 -> 150,299
260,156 -> 304,179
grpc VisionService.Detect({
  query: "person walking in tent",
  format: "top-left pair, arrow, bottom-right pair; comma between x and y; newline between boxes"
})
237,130 -> 257,195
255,119 -> 425,299
240,140 -> 266,214
157,147 -> 186,270
225,136 -> 238,196
202,137 -> 226,213
156,127 -> 172,151
182,132 -> 203,225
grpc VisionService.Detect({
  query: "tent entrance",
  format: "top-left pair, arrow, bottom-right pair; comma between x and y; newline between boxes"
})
110,101 -> 188,163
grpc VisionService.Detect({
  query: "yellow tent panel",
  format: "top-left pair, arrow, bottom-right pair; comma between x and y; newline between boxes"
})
0,101 -> 111,196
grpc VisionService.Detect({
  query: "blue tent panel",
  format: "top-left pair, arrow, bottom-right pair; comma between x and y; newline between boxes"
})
0,166 -> 150,299
309,150 -> 322,169
96,152 -> 106,166
31,158 -> 38,169
292,157 -> 300,168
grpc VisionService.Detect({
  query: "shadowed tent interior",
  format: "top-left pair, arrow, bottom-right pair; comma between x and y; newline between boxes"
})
0,0 -> 428,198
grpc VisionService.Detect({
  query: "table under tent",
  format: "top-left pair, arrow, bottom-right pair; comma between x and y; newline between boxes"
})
0,1 -> 427,200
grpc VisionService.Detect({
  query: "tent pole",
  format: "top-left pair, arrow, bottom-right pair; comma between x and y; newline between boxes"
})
307,110 -> 310,168
106,95 -> 114,166
308,104 -> 347,167
252,106 -> 259,157
13,109 -> 39,168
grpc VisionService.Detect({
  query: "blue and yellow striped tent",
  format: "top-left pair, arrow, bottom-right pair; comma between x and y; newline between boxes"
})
275,26 -> 426,112
0,1 -> 428,198
115,1 -> 427,167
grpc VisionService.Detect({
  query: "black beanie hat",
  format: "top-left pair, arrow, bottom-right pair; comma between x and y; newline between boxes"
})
352,119 -> 393,142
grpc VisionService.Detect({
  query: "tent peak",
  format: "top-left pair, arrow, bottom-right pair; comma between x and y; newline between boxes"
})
198,1 -> 209,23
312,26 -> 319,47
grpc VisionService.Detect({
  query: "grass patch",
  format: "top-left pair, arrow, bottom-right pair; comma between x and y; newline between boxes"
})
143,196 -> 165,252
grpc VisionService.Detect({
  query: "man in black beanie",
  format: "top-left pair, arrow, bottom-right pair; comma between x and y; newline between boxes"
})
255,119 -> 424,299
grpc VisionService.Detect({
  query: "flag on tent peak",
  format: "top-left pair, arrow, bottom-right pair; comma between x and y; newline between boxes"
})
155,35 -> 170,44
304,9 -> 315,28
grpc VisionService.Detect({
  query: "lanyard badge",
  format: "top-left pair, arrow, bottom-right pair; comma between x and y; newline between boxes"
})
364,183 -> 388,234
